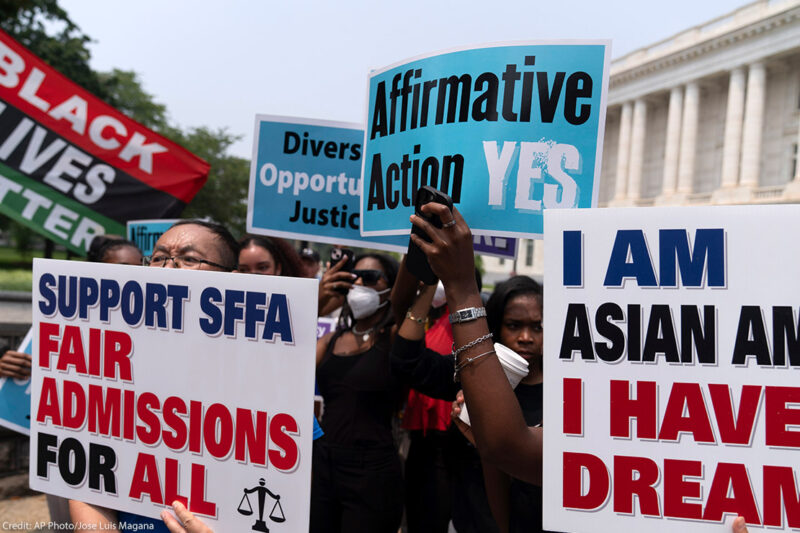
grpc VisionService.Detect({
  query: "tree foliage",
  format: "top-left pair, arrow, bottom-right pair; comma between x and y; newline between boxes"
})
0,0 -> 249,241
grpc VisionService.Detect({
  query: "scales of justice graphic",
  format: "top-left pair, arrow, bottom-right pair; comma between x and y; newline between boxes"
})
238,478 -> 285,532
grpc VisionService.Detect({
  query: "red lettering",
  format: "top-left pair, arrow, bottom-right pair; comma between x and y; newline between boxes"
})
613,455 -> 661,516
235,408 -> 268,466
189,400 -> 203,454
766,386 -> 800,448
269,413 -> 299,471
203,404 -> 233,459
36,376 -> 61,425
609,380 -> 656,439
129,452 -> 163,504
103,329 -> 132,381
39,322 -> 60,369
702,463 -> 760,524
62,379 -> 86,429
663,459 -> 702,520
708,384 -> 761,445
164,457 -> 188,509
88,384 -> 120,437
57,326 -> 87,374
763,465 -> 800,528
123,389 -> 136,440
563,378 -> 583,435
88,328 -> 102,377
189,463 -> 216,517
658,383 -> 715,443
136,392 -> 161,445
562,452 -> 609,510
162,397 -> 188,451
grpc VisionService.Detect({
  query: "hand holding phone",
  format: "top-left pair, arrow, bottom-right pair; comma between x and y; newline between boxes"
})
406,186 -> 453,285
329,248 -> 355,294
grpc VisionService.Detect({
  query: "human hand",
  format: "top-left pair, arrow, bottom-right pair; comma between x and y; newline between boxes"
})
161,501 -> 214,533
0,351 -> 31,379
451,390 -> 475,446
732,517 -> 748,533
318,257 -> 357,315
409,205 -> 476,299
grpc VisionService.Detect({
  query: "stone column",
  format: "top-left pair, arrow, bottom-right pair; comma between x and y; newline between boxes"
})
613,102 -> 633,201
660,86 -> 683,197
676,81 -> 700,194
627,98 -> 647,201
783,109 -> 800,199
719,67 -> 746,188
739,62 -> 766,188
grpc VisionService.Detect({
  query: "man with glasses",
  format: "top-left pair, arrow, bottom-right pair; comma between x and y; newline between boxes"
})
71,219 -> 238,533
145,219 -> 239,272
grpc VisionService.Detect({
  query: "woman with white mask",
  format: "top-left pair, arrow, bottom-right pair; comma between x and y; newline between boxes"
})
311,253 -> 403,533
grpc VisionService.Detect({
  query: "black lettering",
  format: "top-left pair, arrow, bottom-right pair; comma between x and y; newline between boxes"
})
772,306 -> 800,366
370,82 -> 388,139
88,443 -> 117,493
471,73 -> 499,122
283,131 -> 300,153
642,305 -> 679,363
560,303 -> 594,360
367,154 -> 386,211
595,303 -> 624,362
537,72 -> 565,123
564,72 -> 593,125
732,306 -> 771,366
681,305 -> 716,364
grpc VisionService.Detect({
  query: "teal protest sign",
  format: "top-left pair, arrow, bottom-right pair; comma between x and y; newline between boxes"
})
0,327 -> 33,434
126,219 -> 178,256
361,42 -> 610,239
247,116 -> 408,252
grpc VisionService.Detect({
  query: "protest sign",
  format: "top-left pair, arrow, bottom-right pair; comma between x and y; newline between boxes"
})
543,204 -> 800,532
127,219 -> 179,256
473,234 -> 517,259
29,259 -> 317,530
361,42 -> 609,240
248,115 -> 408,253
0,327 -> 33,434
0,30 -> 209,255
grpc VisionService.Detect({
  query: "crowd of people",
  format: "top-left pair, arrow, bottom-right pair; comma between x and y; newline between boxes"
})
0,214 -> 754,533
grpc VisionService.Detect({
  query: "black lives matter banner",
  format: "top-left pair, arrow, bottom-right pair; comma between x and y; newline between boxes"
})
0,30 -> 209,254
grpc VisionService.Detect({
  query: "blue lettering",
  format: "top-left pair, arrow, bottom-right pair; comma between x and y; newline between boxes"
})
39,273 -> 57,316
224,290 -> 245,337
563,230 -> 582,286
245,292 -> 266,340
604,230 -> 657,287
78,278 -> 98,319
659,229 -> 725,288
120,281 -> 143,326
99,279 -> 120,322
263,293 -> 293,343
167,285 -> 189,330
145,283 -> 168,328
199,287 -> 223,335
57,275 -> 78,318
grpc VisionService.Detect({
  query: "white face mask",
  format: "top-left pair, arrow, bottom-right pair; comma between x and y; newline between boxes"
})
431,281 -> 447,309
347,285 -> 390,319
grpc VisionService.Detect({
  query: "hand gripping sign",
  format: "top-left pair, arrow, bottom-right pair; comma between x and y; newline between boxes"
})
543,204 -> 800,532
29,259 -> 317,530
361,41 -> 610,240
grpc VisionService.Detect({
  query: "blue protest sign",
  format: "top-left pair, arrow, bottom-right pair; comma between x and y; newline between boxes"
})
473,235 -> 517,259
127,219 -> 179,256
248,116 -> 408,252
361,42 -> 610,239
0,327 -> 33,434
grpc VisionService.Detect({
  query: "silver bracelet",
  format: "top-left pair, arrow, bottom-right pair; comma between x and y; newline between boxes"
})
453,349 -> 496,382
451,332 -> 493,360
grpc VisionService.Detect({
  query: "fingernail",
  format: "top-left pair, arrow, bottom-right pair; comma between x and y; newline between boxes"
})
172,500 -> 184,510
161,510 -> 169,520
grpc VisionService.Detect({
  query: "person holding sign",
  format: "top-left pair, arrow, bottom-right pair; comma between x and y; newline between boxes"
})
311,253 -> 404,533
70,219 -> 239,533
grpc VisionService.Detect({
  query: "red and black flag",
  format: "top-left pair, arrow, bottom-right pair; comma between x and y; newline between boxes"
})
0,29 -> 209,254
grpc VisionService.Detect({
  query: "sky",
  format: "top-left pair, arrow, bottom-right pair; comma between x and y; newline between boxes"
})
59,0 -> 748,159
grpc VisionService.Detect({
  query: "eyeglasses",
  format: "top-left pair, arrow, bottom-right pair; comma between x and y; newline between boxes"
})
352,269 -> 387,286
143,254 -> 234,271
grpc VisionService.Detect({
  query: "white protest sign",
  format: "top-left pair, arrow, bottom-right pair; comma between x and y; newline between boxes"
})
29,259 -> 318,531
543,204 -> 800,532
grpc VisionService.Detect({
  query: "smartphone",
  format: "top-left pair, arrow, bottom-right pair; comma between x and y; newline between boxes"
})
330,247 -> 355,294
407,186 -> 454,285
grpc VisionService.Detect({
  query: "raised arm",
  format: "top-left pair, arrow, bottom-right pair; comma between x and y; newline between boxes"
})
410,204 -> 542,485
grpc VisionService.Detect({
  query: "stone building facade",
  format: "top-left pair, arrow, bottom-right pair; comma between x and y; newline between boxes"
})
482,0 -> 800,284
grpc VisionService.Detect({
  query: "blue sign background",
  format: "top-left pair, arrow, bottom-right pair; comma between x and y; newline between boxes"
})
248,116 -> 408,252
127,219 -> 179,256
361,42 -> 609,239
0,328 -> 32,434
